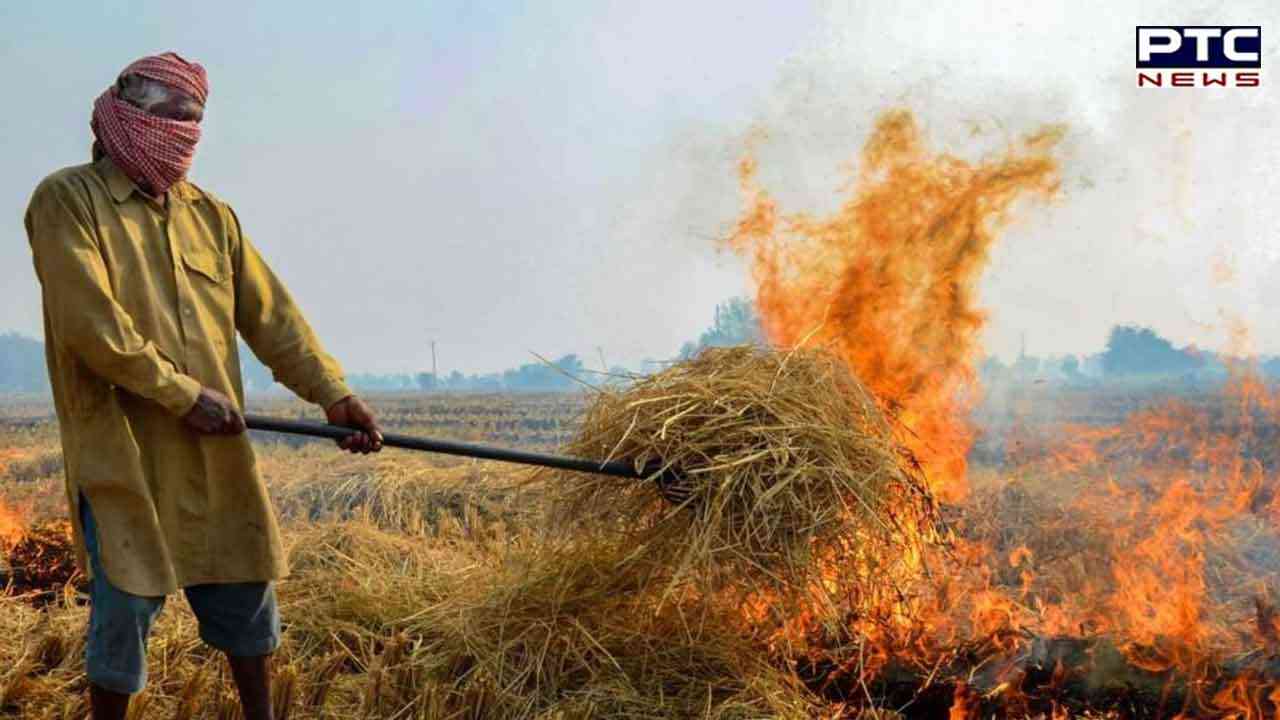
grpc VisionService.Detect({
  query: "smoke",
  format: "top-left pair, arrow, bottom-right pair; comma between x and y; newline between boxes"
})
717,0 -> 1280,360
724,109 -> 1061,499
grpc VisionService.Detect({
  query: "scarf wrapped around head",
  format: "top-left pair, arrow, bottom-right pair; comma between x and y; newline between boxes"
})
91,52 -> 209,195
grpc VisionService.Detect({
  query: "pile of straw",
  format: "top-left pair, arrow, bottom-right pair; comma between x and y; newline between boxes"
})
552,346 -> 943,610
0,347 -> 952,718
406,538 -> 816,719
0,520 -> 819,719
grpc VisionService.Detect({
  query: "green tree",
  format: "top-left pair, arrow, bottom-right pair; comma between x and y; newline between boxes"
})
502,354 -> 585,391
679,298 -> 763,358
1101,325 -> 1197,377
1263,357 -> 1280,379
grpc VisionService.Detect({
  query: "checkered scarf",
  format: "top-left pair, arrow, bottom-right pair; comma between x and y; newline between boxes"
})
91,52 -> 208,195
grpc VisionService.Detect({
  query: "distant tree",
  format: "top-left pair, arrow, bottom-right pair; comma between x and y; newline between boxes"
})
556,354 -> 586,379
0,332 -> 48,393
679,297 -> 764,359
979,356 -> 1008,382
242,340 -> 429,393
1054,354 -> 1095,386
473,373 -> 503,391
1263,356 -> 1280,379
348,373 -> 416,391
1012,353 -> 1041,378
1081,353 -> 1105,378
0,330 -> 633,397
1101,325 -> 1197,377
1060,355 -> 1082,378
503,354 -> 585,391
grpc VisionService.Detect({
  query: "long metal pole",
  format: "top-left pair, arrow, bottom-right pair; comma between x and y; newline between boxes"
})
243,413 -> 647,480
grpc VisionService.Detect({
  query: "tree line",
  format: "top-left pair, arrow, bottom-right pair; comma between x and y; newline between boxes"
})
3,310 -> 1279,395
982,324 -> 1280,386
0,335 -> 623,395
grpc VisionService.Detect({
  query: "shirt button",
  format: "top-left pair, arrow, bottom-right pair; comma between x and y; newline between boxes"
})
184,307 -> 193,317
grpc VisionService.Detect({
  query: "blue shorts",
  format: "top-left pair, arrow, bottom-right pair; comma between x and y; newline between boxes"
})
80,495 -> 281,695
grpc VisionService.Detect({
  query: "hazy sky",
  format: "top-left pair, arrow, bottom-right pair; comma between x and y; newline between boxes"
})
2,1 -> 1277,374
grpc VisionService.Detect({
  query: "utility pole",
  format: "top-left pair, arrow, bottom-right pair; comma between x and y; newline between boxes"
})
597,346 -> 608,373
431,340 -> 438,390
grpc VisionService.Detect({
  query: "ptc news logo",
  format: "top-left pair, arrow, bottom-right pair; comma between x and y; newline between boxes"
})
1136,26 -> 1261,87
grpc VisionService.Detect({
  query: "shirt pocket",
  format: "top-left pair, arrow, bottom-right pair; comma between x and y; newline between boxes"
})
182,249 -> 230,285
180,249 -> 236,347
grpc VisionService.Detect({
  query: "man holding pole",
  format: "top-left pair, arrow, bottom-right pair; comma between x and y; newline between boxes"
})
24,52 -> 383,720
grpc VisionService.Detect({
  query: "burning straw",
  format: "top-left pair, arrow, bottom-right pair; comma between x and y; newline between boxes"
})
549,345 -> 945,614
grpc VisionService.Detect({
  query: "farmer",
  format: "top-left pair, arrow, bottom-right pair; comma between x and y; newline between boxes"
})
23,52 -> 383,720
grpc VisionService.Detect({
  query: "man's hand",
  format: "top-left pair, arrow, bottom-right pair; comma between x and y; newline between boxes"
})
182,387 -> 246,435
325,395 -> 384,454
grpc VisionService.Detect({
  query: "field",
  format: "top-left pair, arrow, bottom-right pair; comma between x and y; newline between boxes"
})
2,382 -> 1279,719
0,392 -> 598,719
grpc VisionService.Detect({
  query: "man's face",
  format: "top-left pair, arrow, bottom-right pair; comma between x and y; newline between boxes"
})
118,74 -> 204,122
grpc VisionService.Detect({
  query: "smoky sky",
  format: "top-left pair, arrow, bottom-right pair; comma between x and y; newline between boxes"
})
1,1 -> 1276,375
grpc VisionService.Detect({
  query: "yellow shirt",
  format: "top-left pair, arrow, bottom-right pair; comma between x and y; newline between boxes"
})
25,156 -> 352,596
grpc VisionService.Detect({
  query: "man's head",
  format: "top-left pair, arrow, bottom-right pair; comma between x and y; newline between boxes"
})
91,52 -> 210,196
117,74 -> 204,123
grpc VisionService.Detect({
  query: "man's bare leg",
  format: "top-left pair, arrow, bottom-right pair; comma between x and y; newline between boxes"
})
89,683 -> 130,720
227,653 -> 273,720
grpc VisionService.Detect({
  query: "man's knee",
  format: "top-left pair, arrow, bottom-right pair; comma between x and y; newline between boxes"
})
81,494 -> 166,695
85,587 -> 165,695
185,581 -> 281,657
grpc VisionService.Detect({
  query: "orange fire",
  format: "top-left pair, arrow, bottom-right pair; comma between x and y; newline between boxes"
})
0,498 -> 26,550
727,110 -> 1061,502
0,448 -> 28,478
727,109 -> 1280,716
0,449 -> 32,549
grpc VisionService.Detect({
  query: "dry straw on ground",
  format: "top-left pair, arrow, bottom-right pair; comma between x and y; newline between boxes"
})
1,521 -> 820,719
550,346 -> 944,617
405,537 -> 817,719
0,346 -> 949,718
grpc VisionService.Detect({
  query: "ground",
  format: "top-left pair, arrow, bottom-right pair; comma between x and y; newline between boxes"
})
0,392 -> 591,719
0,386 -> 1266,719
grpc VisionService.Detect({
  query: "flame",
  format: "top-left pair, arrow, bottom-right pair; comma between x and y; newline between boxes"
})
0,448 -> 28,478
0,499 -> 25,550
725,109 -> 1280,716
0,448 -> 31,550
727,110 -> 1062,501
949,682 -> 980,719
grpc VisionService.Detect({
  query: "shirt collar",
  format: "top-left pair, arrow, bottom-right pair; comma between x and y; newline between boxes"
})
97,156 -> 198,205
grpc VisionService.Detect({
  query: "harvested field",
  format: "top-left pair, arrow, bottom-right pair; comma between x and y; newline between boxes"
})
249,392 -> 586,452
3,375 -> 1280,718
0,384 -> 824,719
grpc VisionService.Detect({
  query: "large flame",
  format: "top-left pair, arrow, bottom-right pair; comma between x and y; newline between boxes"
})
725,109 -> 1280,717
726,110 -> 1061,501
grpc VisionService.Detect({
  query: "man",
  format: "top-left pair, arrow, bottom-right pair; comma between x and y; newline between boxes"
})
23,52 -> 383,720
